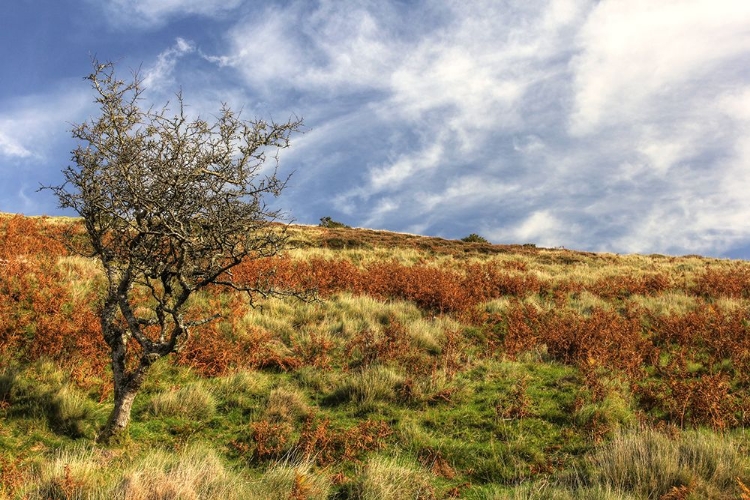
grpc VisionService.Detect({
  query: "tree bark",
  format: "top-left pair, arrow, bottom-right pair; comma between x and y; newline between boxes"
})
97,318 -> 151,444
98,383 -> 139,444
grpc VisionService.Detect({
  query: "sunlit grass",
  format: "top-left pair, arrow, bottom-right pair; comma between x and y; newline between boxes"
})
56,255 -> 104,300
354,454 -> 434,500
589,427 -> 750,499
149,382 -> 217,421
627,290 -> 698,315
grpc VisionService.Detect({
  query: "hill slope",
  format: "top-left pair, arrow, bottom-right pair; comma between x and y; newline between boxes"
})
0,213 -> 748,499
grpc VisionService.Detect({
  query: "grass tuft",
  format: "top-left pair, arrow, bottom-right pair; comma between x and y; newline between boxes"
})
115,445 -> 252,500
354,454 -> 435,500
25,444 -> 108,500
48,384 -> 96,438
252,460 -> 330,500
329,364 -> 404,411
590,427 -> 749,499
263,386 -> 312,424
149,382 -> 216,421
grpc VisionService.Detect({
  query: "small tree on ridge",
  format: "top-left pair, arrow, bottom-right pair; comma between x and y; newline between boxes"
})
46,60 -> 303,443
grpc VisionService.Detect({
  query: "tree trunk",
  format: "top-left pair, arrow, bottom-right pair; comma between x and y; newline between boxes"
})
97,320 -> 151,444
98,383 -> 139,444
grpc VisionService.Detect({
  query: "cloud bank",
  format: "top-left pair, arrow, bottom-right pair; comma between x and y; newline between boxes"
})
3,0 -> 750,258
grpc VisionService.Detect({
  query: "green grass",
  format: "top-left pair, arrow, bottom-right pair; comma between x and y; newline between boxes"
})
1,351 -> 748,499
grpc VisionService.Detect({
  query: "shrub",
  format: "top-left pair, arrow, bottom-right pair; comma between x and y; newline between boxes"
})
0,454 -> 27,499
344,318 -> 413,369
692,265 -> 750,299
251,419 -> 295,459
319,216 -> 350,229
293,418 -> 393,466
461,233 -> 489,244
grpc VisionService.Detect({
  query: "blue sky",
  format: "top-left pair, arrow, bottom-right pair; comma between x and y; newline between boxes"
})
2,1 -> 750,258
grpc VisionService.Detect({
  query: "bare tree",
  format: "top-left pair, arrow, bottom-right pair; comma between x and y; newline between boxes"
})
46,60 -> 303,443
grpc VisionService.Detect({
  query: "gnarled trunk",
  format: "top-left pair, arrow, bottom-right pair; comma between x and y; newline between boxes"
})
98,382 -> 140,443
97,316 -> 151,444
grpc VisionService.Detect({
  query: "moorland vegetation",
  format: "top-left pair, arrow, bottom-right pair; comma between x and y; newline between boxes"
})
0,213 -> 749,499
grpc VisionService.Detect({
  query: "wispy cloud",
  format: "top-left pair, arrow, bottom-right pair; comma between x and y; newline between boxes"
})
0,131 -> 33,159
202,0 -> 750,256
493,210 -> 568,247
3,0 -> 750,256
0,87 -> 89,162
97,0 -> 244,28
0,85 -> 91,213
142,37 -> 196,91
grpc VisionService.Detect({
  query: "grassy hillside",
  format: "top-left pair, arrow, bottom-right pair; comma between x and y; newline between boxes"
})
0,213 -> 749,499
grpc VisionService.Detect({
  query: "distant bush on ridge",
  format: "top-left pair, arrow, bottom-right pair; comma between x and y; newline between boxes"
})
319,216 -> 351,229
461,233 -> 489,244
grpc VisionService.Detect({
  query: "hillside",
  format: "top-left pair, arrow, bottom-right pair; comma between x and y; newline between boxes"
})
0,213 -> 749,499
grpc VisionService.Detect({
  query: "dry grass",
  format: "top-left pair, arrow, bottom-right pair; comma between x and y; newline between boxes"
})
263,386 -> 312,424
354,454 -> 434,500
590,427 -> 749,499
250,459 -> 331,500
20,443 -> 259,500
115,445 -> 252,500
55,255 -> 104,301
149,382 -> 217,421
627,291 -> 698,316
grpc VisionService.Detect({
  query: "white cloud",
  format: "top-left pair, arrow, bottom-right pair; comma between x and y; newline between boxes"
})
387,45 -> 527,139
221,2 -> 400,95
99,0 -> 243,28
415,175 -> 521,217
0,131 -> 33,159
569,0 -> 750,135
513,135 -> 546,155
369,142 -> 445,193
0,87 -> 90,162
712,88 -> 750,237
142,38 -> 196,91
718,87 -> 750,122
636,136 -> 691,177
488,210 -> 567,247
362,197 -> 400,228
